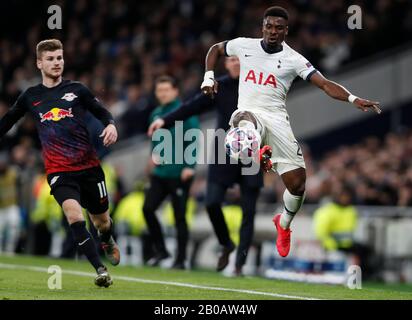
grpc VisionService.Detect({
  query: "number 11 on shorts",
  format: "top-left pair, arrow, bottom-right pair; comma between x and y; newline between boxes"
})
97,181 -> 107,198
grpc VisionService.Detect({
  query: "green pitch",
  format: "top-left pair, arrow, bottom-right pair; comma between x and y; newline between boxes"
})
0,254 -> 411,300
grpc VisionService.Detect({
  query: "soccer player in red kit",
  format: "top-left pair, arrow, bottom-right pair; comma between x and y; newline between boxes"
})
0,39 -> 120,287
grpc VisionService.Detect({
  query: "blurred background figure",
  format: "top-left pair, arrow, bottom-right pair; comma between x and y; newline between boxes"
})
143,76 -> 199,269
313,184 -> 377,280
0,153 -> 20,254
113,180 -> 148,265
118,84 -> 152,138
30,171 -> 63,256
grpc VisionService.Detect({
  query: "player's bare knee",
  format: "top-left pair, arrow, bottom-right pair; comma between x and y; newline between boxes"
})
65,210 -> 84,224
287,180 -> 306,196
233,111 -> 257,128
62,200 -> 84,224
283,168 -> 306,196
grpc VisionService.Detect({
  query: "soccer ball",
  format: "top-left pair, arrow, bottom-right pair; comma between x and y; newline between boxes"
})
225,126 -> 261,161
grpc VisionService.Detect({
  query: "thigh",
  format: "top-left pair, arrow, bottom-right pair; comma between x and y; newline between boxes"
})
205,181 -> 228,206
47,172 -> 81,206
261,112 -> 306,174
78,166 -> 109,215
240,184 -> 260,213
280,167 -> 306,194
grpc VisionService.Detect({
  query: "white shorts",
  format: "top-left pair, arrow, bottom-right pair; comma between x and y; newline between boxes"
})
229,109 -> 306,175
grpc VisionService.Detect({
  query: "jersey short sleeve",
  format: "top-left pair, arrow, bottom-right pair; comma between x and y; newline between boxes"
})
225,37 -> 247,57
293,53 -> 317,81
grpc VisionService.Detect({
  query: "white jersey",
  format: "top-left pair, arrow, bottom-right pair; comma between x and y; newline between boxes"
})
226,37 -> 317,115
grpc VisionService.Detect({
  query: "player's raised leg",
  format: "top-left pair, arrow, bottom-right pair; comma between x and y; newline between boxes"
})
273,167 -> 306,257
88,211 -> 120,266
62,199 -> 112,287
231,110 -> 272,172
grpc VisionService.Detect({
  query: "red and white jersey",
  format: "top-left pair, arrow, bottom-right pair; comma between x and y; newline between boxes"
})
226,37 -> 317,115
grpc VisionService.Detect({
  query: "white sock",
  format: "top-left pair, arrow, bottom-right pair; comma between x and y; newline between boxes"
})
238,119 -> 256,130
280,189 -> 305,229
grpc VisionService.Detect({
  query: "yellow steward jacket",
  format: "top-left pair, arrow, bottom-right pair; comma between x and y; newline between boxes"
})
313,202 -> 358,250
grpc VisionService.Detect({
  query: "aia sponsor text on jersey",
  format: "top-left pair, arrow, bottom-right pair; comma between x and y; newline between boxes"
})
244,70 -> 277,87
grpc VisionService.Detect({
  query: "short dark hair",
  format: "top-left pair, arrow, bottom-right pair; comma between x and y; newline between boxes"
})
341,184 -> 355,198
264,6 -> 289,21
36,39 -> 63,59
155,75 -> 178,89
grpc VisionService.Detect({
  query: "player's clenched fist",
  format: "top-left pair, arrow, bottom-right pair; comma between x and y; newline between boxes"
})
100,124 -> 118,146
200,71 -> 218,98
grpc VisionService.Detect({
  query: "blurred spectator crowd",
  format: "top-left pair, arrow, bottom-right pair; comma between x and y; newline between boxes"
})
306,130 -> 412,206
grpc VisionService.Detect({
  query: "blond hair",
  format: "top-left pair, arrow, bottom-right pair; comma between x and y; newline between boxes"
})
36,39 -> 63,59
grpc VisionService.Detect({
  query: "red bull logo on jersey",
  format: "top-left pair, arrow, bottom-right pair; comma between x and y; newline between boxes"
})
244,70 -> 277,88
39,108 -> 74,122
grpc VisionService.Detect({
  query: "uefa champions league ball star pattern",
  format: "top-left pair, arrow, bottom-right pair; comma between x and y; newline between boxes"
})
225,127 -> 261,161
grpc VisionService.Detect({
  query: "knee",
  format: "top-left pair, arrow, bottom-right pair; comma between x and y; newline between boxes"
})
62,200 -> 84,225
233,111 -> 257,127
287,178 -> 306,196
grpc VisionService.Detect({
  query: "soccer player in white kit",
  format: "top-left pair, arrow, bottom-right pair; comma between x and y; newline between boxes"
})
201,6 -> 381,258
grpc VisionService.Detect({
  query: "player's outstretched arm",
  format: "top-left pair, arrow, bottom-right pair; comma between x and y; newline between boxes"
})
310,72 -> 381,114
147,118 -> 165,137
148,91 -> 215,137
201,41 -> 226,98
